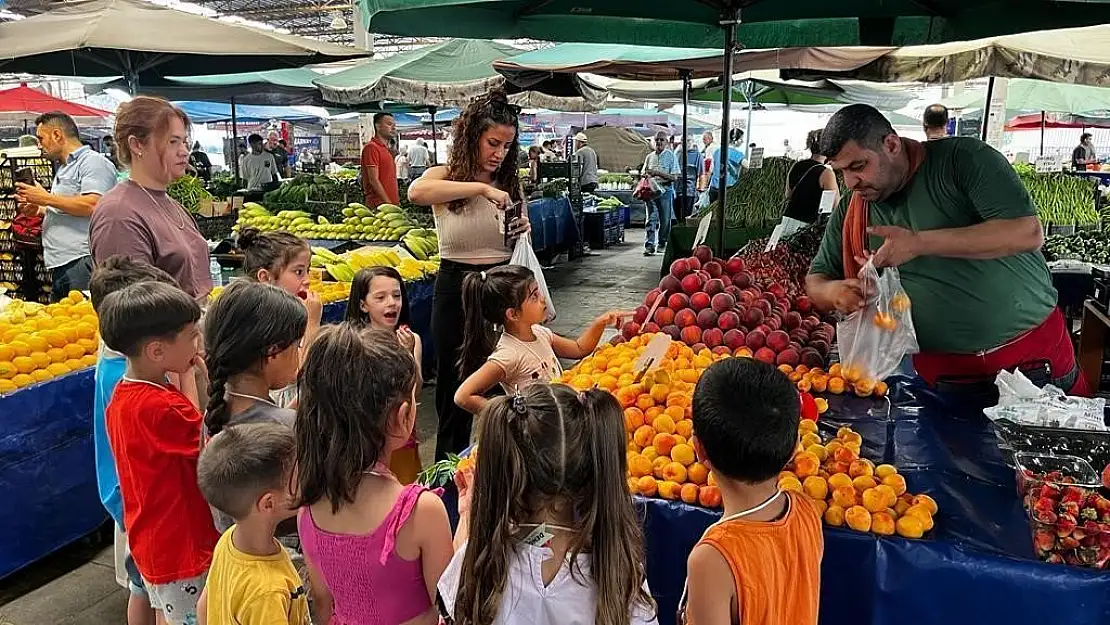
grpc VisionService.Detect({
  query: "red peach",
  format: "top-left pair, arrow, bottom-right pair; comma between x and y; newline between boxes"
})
703,328 -> 724,348
718,311 -> 741,331
653,307 -> 676,326
690,292 -> 711,311
680,325 -> 703,345
633,306 -> 649,324
675,308 -> 698,328
659,274 -> 681,294
693,245 -> 713,264
767,330 -> 790,353
754,347 -> 776,364
703,261 -> 723,278
745,329 -> 766,350
668,293 -> 690,310
680,274 -> 705,295
669,258 -> 692,278
622,321 -> 641,339
724,329 -> 746,350
711,293 -> 736,314
704,278 -> 725,296
696,309 -> 719,330
725,257 -> 745,274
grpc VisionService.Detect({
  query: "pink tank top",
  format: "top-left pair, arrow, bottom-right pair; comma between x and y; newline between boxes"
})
298,483 -> 434,624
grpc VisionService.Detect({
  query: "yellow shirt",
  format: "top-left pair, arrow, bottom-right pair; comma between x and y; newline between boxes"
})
205,526 -> 310,625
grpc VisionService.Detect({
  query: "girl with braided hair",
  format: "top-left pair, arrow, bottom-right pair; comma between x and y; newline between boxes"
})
408,88 -> 532,461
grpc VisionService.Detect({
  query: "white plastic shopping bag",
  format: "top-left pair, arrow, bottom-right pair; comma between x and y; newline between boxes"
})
511,234 -> 556,322
836,259 -> 918,386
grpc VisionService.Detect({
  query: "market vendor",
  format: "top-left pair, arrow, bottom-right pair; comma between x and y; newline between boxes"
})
806,104 -> 1087,395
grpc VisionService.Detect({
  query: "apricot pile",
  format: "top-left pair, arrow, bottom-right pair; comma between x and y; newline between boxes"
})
781,421 -> 937,539
779,362 -> 889,399
557,333 -> 727,509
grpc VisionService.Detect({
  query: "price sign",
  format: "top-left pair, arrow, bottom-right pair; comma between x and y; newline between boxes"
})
763,224 -> 785,252
634,333 -> 672,381
1035,156 -> 1060,173
819,190 -> 837,214
692,210 -> 714,248
748,147 -> 765,170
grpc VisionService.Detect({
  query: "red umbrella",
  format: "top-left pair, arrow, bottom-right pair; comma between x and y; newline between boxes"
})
1005,112 -> 1110,131
0,84 -> 112,124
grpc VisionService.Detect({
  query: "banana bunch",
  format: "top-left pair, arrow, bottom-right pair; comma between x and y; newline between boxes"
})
396,258 -> 439,281
346,247 -> 403,270
339,203 -> 422,241
402,228 -> 439,261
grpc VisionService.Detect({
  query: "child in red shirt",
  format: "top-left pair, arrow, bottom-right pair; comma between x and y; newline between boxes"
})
100,281 -> 220,625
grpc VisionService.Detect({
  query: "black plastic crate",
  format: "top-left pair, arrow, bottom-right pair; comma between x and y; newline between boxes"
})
0,155 -> 55,193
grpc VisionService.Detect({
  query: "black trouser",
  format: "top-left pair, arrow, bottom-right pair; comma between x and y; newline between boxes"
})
581,183 -> 598,193
50,255 -> 93,302
432,258 -> 506,460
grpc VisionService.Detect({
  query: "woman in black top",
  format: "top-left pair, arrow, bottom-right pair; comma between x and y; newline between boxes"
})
783,129 -> 838,224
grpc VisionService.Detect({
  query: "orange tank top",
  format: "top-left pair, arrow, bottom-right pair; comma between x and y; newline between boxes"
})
696,492 -> 824,625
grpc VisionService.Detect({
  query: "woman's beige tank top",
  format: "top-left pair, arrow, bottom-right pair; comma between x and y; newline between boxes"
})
433,195 -> 514,265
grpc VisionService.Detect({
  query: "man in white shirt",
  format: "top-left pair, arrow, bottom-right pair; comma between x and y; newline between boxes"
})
573,133 -> 599,193
239,133 -> 279,197
408,138 -> 431,179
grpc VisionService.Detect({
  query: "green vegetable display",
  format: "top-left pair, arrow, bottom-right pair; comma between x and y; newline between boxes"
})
167,175 -> 212,214
1044,229 -> 1110,264
1014,164 -> 1099,226
695,157 -> 809,227
209,173 -> 239,200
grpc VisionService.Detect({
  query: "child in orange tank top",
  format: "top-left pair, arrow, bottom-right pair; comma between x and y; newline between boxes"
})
681,358 -> 823,625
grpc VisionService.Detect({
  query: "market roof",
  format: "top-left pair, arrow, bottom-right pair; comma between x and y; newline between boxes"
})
940,78 -> 1110,116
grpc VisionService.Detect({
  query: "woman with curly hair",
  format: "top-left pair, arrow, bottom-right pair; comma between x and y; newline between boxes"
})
408,88 -> 531,461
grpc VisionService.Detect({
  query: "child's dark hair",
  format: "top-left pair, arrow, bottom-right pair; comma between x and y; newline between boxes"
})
89,255 -> 177,312
238,227 -> 310,280
455,384 -> 655,625
99,281 -> 201,357
345,266 -> 410,327
203,280 -> 308,436
458,264 -> 534,377
295,323 -> 417,513
197,422 -> 295,520
692,358 -> 800,483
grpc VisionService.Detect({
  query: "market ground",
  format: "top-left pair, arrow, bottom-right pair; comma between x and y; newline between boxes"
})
0,230 -> 661,625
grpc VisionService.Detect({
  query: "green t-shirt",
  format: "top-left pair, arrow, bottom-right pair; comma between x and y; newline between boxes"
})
810,137 -> 1056,354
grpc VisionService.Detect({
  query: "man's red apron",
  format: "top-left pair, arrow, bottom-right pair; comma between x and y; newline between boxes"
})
911,307 -> 1090,396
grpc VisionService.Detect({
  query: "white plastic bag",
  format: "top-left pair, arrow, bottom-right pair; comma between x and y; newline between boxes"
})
836,259 -> 918,386
510,234 -> 556,322
984,369 -> 1107,431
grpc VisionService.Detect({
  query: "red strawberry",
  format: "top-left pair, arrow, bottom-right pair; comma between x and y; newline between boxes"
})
1059,536 -> 1081,550
1032,507 -> 1058,525
1046,553 -> 1065,564
1061,486 -> 1085,505
1060,501 -> 1081,519
1033,496 -> 1056,515
1042,483 -> 1062,500
1033,529 -> 1056,553
1056,513 -> 1078,537
1091,494 -> 1110,515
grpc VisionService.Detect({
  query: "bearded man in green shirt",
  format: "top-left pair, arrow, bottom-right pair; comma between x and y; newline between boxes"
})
806,104 -> 1087,396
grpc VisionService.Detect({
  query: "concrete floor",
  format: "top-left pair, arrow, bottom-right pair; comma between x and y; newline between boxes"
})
0,230 -> 661,625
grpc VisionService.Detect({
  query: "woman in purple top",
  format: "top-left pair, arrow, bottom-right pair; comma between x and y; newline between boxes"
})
90,96 -> 212,301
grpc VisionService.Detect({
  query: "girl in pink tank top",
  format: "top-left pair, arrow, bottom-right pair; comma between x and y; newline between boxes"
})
293,324 -> 454,625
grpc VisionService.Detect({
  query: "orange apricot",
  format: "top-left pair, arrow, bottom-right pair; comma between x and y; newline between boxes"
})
904,505 -> 935,531
629,455 -> 653,478
875,484 -> 898,509
633,425 -> 656,448
652,456 -> 670,479
778,476 -> 803,493
805,444 -> 828,463
831,486 -> 858,508
875,464 -> 898,479
687,462 -> 709,485
827,473 -> 854,490
698,485 -> 722,508
680,483 -> 700,504
657,480 -> 681,500
802,476 -> 829,501
873,380 -> 889,397
849,459 -> 875,478
882,474 -> 908,497
824,504 -> 846,527
798,419 -> 819,434
624,407 -> 646,430
852,475 -> 878,493
800,432 -> 822,449
636,394 -> 656,411
911,494 -> 939,516
653,433 -> 678,456
793,451 -> 821,478
861,488 -> 889,513
674,419 -> 694,440
893,498 -> 913,517
833,446 -> 857,464
661,462 -> 688,484
810,498 -> 828,518
652,415 -> 677,435
896,514 -> 925,539
871,511 -> 896,536
845,505 -> 872,532
671,444 -> 696,467
636,476 -> 658,497
641,446 -> 659,462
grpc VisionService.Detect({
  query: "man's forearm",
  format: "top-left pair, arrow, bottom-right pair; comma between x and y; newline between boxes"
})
45,193 -> 99,217
805,274 -> 838,312
915,216 -> 1043,260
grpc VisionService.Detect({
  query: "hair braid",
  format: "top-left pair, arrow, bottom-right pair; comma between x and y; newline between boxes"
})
204,367 -> 230,437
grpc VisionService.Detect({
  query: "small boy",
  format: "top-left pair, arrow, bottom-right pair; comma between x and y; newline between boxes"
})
90,256 -> 178,625
101,280 -> 220,625
196,423 -> 309,625
683,358 -> 823,625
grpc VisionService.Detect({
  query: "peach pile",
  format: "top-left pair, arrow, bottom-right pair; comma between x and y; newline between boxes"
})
557,334 -> 727,509
780,362 -> 889,399
782,421 -> 937,538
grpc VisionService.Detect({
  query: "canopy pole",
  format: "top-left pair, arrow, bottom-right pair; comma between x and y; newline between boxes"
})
715,9 -> 740,257
681,70 -> 691,222
979,77 -> 995,142
231,96 -> 241,182
429,105 -> 438,165
1040,111 -> 1046,157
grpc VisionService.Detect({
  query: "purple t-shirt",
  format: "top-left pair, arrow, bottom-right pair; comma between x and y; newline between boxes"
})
90,180 -> 213,300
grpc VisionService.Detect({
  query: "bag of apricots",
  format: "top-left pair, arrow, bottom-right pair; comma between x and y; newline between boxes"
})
836,258 -> 918,389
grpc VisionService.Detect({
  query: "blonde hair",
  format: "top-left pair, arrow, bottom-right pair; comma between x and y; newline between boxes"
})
113,96 -> 190,167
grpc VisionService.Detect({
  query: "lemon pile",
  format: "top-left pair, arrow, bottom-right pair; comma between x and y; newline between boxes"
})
0,292 -> 100,395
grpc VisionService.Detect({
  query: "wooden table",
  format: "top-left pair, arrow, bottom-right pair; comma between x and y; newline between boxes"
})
1077,299 -> 1110,392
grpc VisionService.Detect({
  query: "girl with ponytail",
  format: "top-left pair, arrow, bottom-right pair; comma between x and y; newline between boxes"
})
202,280 -> 306,532
440,384 -> 658,625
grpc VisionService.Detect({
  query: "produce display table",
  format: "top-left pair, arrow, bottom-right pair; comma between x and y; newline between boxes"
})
0,276 -> 437,580
528,197 -> 578,254
659,224 -> 775,277
0,369 -> 105,579
592,189 -> 644,226
638,378 -> 1110,625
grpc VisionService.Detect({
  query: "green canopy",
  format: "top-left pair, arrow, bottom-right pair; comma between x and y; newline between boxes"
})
940,78 -> 1110,116
314,38 -> 605,111
360,0 -> 1110,49
495,43 -> 729,81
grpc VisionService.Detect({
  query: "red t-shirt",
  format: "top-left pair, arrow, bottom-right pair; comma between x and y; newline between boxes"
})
361,137 -> 399,208
107,379 -> 219,584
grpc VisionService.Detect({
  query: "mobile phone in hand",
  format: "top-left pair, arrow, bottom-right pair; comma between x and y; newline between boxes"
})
504,201 -> 521,247
14,168 -> 36,186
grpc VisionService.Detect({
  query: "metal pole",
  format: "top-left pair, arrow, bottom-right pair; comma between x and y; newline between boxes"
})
429,106 -> 438,165
979,77 -> 995,142
715,10 -> 739,257
231,96 -> 240,182
1040,111 -> 1046,157
681,71 -> 691,222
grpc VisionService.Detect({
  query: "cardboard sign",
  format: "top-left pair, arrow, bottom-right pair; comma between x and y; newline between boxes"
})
1035,156 -> 1060,174
692,210 -> 714,248
819,190 -> 837,214
748,147 -> 765,169
763,224 -> 785,252
634,333 -> 672,381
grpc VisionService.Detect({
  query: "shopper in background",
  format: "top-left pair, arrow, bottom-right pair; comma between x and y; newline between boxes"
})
527,145 -> 542,186
1072,133 -> 1097,171
395,144 -> 411,185
573,132 -> 599,193
90,96 -> 213,301
922,104 -> 950,141
708,128 -> 746,204
541,139 -> 559,162
699,131 -> 716,191
189,141 -> 212,182
265,132 -> 289,178
16,111 -> 117,301
642,131 -> 679,256
807,104 -> 1083,395
784,129 -> 839,224
407,88 -> 530,460
678,136 -> 701,221
240,134 -> 280,199
408,137 -> 431,178
784,138 -> 801,160
361,112 -> 400,208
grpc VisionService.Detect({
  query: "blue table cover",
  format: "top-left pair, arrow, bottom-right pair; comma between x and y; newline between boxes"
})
0,276 -> 437,580
528,197 -> 578,253
639,378 -> 1110,625
0,369 -> 105,580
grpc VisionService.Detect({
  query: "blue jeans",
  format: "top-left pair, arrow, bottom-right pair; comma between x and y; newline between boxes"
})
50,255 -> 93,302
645,187 -> 675,251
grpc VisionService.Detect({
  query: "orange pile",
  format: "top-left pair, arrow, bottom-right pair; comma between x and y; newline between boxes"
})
779,362 -> 889,399
557,334 -> 727,509
781,421 -> 937,538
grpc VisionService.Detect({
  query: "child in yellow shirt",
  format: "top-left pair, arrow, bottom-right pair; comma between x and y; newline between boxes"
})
196,423 -> 309,625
